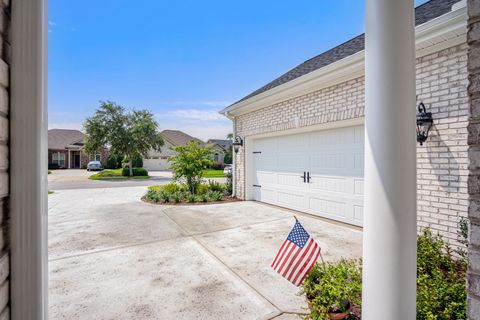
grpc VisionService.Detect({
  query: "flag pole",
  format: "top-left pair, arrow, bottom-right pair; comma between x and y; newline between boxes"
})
294,215 -> 327,274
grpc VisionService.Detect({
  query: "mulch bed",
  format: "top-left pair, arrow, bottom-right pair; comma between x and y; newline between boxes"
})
142,196 -> 241,206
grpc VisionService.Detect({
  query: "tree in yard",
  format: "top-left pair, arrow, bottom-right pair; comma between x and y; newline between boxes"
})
226,133 -> 234,140
84,101 -> 164,176
168,140 -> 214,194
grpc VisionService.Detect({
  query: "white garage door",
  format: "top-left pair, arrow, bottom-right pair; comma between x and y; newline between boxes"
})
143,158 -> 170,171
252,125 -> 364,226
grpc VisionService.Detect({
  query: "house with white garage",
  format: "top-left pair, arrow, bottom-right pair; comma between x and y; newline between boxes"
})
221,0 -> 468,246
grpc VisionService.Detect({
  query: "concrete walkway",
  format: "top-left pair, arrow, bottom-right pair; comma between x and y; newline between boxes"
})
49,187 -> 362,320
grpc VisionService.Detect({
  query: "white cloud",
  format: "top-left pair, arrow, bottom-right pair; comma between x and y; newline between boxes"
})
167,109 -> 225,121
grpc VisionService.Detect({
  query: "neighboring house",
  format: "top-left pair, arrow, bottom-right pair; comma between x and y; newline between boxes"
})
48,129 -> 109,169
143,130 -> 205,171
221,0 -> 467,246
206,139 -> 232,163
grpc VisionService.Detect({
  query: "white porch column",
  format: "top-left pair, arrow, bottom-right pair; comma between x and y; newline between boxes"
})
363,0 -> 416,319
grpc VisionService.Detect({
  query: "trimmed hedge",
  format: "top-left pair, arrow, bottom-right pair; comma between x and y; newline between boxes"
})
122,167 -> 148,177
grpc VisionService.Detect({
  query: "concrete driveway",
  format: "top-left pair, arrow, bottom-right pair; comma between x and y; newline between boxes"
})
49,186 -> 362,320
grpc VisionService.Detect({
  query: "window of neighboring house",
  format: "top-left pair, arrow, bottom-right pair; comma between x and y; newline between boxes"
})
52,152 -> 65,167
214,153 -> 219,162
90,153 -> 101,161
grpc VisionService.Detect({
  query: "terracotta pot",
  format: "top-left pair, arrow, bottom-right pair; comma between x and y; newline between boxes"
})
328,306 -> 351,320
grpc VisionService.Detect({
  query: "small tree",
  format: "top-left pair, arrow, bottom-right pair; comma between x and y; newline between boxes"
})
84,101 -> 164,176
168,141 -> 214,193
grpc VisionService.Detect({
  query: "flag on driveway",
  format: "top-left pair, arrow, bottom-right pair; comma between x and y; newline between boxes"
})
271,219 -> 321,286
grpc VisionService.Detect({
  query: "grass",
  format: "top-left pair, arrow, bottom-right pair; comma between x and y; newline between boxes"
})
202,169 -> 225,178
89,168 -> 150,180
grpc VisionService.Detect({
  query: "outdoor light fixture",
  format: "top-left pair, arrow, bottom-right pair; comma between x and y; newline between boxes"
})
232,135 -> 243,153
416,102 -> 433,146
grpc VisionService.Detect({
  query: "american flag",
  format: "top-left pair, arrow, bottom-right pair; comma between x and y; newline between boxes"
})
271,219 -> 321,286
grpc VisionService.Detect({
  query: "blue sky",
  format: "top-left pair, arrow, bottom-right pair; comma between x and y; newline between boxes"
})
49,0 -> 428,140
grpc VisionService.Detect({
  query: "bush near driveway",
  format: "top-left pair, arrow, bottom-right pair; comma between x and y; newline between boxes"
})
89,168 -> 150,180
144,181 -> 230,205
300,228 -> 467,320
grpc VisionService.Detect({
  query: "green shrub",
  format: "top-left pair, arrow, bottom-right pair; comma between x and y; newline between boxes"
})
207,180 -> 226,193
121,167 -> 148,177
198,194 -> 208,203
186,193 -> 196,203
416,228 -> 467,320
208,162 -> 225,170
159,190 -> 170,203
300,228 -> 467,320
145,189 -> 160,203
300,259 -> 362,320
172,192 -> 182,204
209,191 -> 224,201
196,184 -> 210,195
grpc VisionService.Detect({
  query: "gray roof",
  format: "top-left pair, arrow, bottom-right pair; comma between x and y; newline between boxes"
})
207,139 -> 232,151
161,130 -> 205,146
230,0 -> 461,106
48,129 -> 84,150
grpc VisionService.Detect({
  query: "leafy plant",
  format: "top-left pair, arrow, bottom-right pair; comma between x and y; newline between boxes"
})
186,193 -> 196,203
121,167 -> 148,177
209,191 -> 224,201
145,189 -> 160,203
225,173 -> 233,195
168,141 -> 214,194
456,217 -> 468,258
207,180 -> 226,193
416,228 -> 467,320
84,101 -> 164,176
198,194 -> 208,202
160,190 -> 170,203
300,259 -> 362,320
172,192 -> 182,204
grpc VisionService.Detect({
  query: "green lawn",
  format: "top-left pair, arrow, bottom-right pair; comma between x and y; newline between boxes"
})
89,168 -> 150,180
202,169 -> 225,178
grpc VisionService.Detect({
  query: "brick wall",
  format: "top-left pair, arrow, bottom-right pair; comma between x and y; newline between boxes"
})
234,43 -> 469,246
0,0 -> 9,318
467,0 -> 480,316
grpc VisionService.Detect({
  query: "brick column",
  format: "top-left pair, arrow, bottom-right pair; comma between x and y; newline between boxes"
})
468,0 -> 480,317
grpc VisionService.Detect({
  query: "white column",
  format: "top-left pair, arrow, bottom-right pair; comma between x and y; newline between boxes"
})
11,0 -> 48,319
363,0 -> 416,319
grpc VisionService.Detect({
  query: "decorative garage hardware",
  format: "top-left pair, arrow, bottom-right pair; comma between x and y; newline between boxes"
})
253,184 -> 261,188
232,135 -> 243,153
300,172 -> 306,182
416,102 -> 433,146
253,151 -> 262,154
300,172 -> 312,183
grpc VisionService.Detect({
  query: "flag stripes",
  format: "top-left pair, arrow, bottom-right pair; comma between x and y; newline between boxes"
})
271,220 -> 321,286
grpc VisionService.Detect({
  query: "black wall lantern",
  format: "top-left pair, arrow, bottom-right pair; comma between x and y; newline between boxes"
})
232,135 -> 243,153
416,102 -> 433,146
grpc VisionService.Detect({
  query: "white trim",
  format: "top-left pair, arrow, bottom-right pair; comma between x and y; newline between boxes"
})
11,0 -> 48,319
221,4 -> 467,117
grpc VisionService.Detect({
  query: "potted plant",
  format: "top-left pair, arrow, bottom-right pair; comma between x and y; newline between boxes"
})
300,259 -> 362,320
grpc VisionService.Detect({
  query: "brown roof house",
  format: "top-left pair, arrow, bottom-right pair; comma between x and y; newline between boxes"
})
143,129 -> 223,171
48,129 -> 109,169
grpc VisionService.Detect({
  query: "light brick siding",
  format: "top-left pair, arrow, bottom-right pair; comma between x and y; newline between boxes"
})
467,0 -> 480,316
234,43 -> 469,246
0,0 -> 9,318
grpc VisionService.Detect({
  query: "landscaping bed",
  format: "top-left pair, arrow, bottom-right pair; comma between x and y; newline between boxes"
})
300,228 -> 467,320
142,181 -> 236,205
89,168 -> 150,180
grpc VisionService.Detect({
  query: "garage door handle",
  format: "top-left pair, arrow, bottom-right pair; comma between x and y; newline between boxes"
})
307,172 -> 311,183
300,172 -> 306,183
